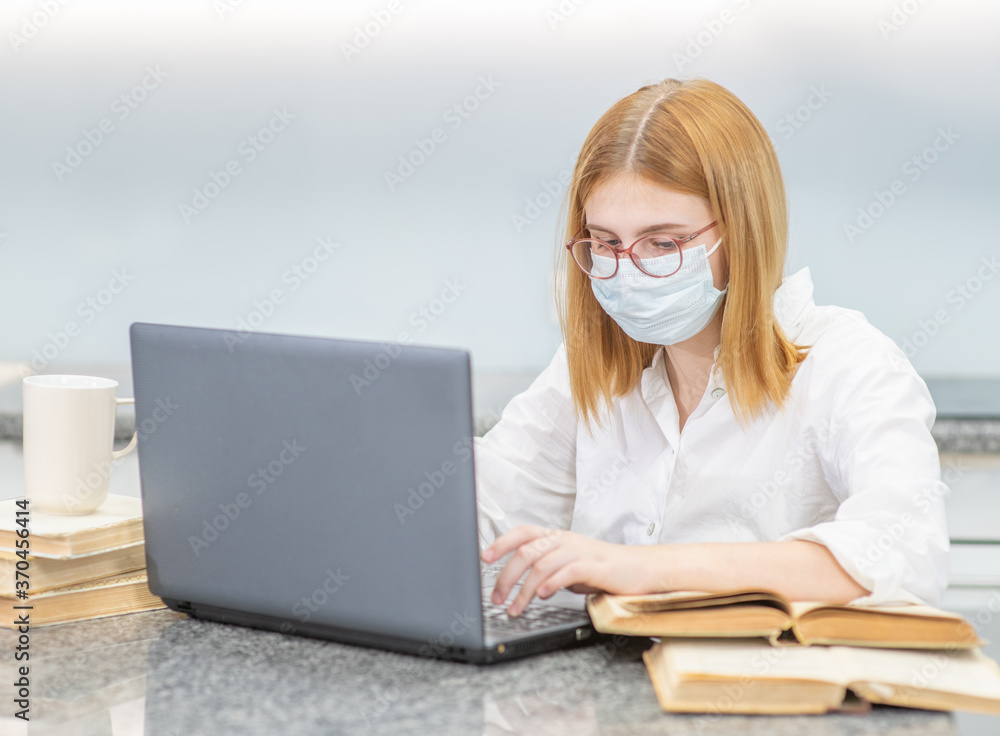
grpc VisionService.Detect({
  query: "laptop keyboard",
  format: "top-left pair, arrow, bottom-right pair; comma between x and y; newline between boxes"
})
482,592 -> 589,636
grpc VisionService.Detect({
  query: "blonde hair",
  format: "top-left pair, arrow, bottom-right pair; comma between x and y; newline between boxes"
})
554,77 -> 810,433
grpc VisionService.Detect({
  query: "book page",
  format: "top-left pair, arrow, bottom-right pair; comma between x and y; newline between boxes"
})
30,571 -> 150,599
618,590 -> 712,607
789,601 -> 968,621
839,646 -> 1000,701
0,540 -> 145,561
0,495 -> 142,541
620,590 -> 791,614
660,639 -> 851,686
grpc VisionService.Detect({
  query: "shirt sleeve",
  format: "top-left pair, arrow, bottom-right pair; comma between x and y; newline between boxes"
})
776,319 -> 950,607
475,342 -> 579,552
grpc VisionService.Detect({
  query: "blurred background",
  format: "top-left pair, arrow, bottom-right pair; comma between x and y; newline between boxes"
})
1,0 -> 998,377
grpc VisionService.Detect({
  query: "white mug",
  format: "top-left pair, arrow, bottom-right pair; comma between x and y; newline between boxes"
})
22,375 -> 138,515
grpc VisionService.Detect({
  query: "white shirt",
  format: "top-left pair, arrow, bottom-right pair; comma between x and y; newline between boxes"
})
474,266 -> 949,607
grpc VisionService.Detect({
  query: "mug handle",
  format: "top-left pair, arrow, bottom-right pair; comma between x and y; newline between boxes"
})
113,397 -> 139,459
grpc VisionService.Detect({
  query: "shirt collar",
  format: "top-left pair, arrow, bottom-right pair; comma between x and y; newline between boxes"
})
772,266 -> 816,343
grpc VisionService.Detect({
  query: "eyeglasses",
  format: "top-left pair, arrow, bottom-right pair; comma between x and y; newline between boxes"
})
566,221 -> 718,278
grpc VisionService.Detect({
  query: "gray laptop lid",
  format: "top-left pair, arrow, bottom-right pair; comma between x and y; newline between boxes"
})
130,322 -> 484,650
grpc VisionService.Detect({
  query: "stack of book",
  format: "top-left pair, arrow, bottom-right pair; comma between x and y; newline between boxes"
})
0,494 -> 165,627
587,588 -> 1000,715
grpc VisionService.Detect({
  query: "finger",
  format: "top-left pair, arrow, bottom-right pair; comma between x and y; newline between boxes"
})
507,544 -> 581,616
491,528 -> 565,605
491,528 -> 561,604
528,563 -> 593,605
481,524 -> 548,564
482,524 -> 547,604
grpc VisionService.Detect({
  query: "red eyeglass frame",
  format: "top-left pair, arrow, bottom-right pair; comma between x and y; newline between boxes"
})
565,220 -> 718,278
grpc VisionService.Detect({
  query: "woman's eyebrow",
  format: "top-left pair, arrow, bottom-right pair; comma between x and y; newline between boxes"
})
585,222 -> 689,236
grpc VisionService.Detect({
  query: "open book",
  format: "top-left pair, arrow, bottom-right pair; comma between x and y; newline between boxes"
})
644,638 -> 1000,715
586,589 -> 983,649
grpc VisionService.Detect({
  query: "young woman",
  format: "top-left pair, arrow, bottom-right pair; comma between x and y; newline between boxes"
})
477,78 -> 949,617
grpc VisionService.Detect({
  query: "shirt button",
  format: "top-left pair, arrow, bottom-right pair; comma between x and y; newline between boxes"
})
712,388 -> 725,398
647,522 -> 655,536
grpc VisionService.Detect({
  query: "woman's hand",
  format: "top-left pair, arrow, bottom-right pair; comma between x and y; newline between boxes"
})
481,525 -> 649,616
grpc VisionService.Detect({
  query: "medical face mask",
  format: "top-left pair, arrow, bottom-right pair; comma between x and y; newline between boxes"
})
590,238 -> 727,345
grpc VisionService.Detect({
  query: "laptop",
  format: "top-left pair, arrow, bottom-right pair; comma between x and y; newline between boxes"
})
128,322 -> 597,664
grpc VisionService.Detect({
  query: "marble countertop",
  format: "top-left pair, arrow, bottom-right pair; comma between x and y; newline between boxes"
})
0,606 -> 970,736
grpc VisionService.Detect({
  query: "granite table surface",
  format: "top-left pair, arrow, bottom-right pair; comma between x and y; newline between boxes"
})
0,605 -> 978,736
